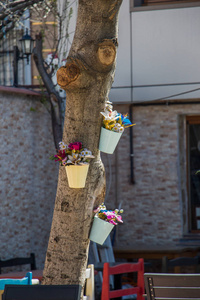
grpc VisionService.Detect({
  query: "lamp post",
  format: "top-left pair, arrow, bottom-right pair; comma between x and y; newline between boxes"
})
13,29 -> 35,87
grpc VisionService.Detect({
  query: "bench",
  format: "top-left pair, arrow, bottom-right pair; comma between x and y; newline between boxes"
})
144,273 -> 200,300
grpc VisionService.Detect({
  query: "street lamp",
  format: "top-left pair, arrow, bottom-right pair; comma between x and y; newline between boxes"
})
13,29 -> 35,87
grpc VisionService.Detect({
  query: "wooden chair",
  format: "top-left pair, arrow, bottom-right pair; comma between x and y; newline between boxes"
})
0,253 -> 36,274
144,273 -> 200,300
2,285 -> 82,300
83,264 -> 95,300
162,255 -> 200,273
101,258 -> 144,300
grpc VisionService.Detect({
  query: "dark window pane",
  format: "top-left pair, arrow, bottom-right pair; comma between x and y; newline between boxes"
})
188,124 -> 200,231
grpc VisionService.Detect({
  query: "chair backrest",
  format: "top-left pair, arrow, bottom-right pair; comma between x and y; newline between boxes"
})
101,258 -> 144,300
0,253 -> 36,274
0,272 -> 32,290
144,273 -> 200,300
83,264 -> 95,300
0,272 -> 35,300
2,285 -> 82,300
162,255 -> 200,273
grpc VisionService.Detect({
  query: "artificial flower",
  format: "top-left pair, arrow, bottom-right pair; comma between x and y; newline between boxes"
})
68,142 -> 82,151
50,141 -> 94,166
94,203 -> 123,225
101,101 -> 135,133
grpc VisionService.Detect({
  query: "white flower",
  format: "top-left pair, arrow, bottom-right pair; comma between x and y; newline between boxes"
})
80,149 -> 95,161
105,103 -> 113,112
118,127 -> 124,133
67,154 -> 82,165
59,141 -> 67,150
80,150 -> 86,157
84,149 -> 92,156
100,110 -> 118,121
106,100 -> 113,104
66,159 -> 72,164
112,123 -> 124,133
69,154 -> 78,160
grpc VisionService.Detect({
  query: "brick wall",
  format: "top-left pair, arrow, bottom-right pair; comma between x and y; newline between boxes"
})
102,103 -> 200,247
1,90 -> 200,270
0,88 -> 58,271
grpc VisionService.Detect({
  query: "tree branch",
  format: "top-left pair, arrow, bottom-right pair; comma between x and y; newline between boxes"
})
33,32 -> 63,149
0,0 -> 43,39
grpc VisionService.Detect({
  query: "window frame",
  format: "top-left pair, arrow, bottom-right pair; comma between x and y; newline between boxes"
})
130,0 -> 200,12
186,116 -> 200,234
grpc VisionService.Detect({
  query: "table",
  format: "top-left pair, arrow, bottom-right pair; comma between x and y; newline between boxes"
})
114,244 -> 200,273
114,244 -> 200,260
0,270 -> 43,281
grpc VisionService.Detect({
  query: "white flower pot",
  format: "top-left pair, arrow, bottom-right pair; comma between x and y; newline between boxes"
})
99,127 -> 122,154
89,217 -> 114,245
65,164 -> 89,188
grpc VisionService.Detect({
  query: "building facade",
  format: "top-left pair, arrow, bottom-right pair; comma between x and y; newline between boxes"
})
1,0 -> 200,270
107,0 -> 200,247
0,87 -> 58,269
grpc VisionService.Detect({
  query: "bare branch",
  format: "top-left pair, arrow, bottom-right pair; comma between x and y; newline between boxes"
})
33,33 -> 63,149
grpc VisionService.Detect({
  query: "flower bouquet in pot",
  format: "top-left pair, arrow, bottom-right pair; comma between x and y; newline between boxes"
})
99,101 -> 135,154
50,141 -> 94,188
89,203 -> 123,245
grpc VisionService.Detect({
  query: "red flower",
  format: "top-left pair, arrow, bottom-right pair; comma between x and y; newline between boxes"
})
68,142 -> 82,151
54,150 -> 66,161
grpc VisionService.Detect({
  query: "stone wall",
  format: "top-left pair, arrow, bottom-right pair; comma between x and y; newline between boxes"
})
102,102 -> 200,247
0,88 -> 58,271
1,89 -> 200,271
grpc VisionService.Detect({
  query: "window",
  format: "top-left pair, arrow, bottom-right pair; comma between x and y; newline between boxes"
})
186,116 -> 200,232
0,29 -> 25,86
130,0 -> 200,11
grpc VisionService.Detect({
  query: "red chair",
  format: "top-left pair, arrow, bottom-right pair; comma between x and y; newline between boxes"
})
101,258 -> 144,300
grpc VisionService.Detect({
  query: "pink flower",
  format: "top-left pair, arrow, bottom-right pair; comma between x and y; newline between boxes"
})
107,213 -> 116,220
68,142 -> 82,151
116,215 -> 123,223
109,219 -> 117,225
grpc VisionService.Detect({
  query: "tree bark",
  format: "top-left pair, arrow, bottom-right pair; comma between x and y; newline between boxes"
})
42,0 -> 123,293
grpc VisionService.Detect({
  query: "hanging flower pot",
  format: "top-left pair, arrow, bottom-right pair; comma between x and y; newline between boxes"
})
89,217 -> 114,245
65,164 -> 89,188
99,127 -> 123,154
50,141 -> 94,189
99,100 -> 135,154
89,203 -> 124,245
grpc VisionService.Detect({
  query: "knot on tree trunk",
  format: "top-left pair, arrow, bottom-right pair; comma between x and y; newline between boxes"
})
97,39 -> 116,66
57,63 -> 80,89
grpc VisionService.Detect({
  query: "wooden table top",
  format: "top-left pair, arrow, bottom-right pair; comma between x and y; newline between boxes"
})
0,270 -> 43,281
113,244 -> 200,260
114,244 -> 200,253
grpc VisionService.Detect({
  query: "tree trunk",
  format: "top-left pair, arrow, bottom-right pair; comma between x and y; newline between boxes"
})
42,0 -> 123,293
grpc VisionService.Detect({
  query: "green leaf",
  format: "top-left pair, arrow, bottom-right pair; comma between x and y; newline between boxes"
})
49,155 -> 56,160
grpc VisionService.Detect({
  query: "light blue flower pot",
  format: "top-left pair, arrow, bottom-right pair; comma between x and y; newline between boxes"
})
99,127 -> 123,154
89,217 -> 114,245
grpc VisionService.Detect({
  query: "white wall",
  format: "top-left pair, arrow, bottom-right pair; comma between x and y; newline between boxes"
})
110,3 -> 200,103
